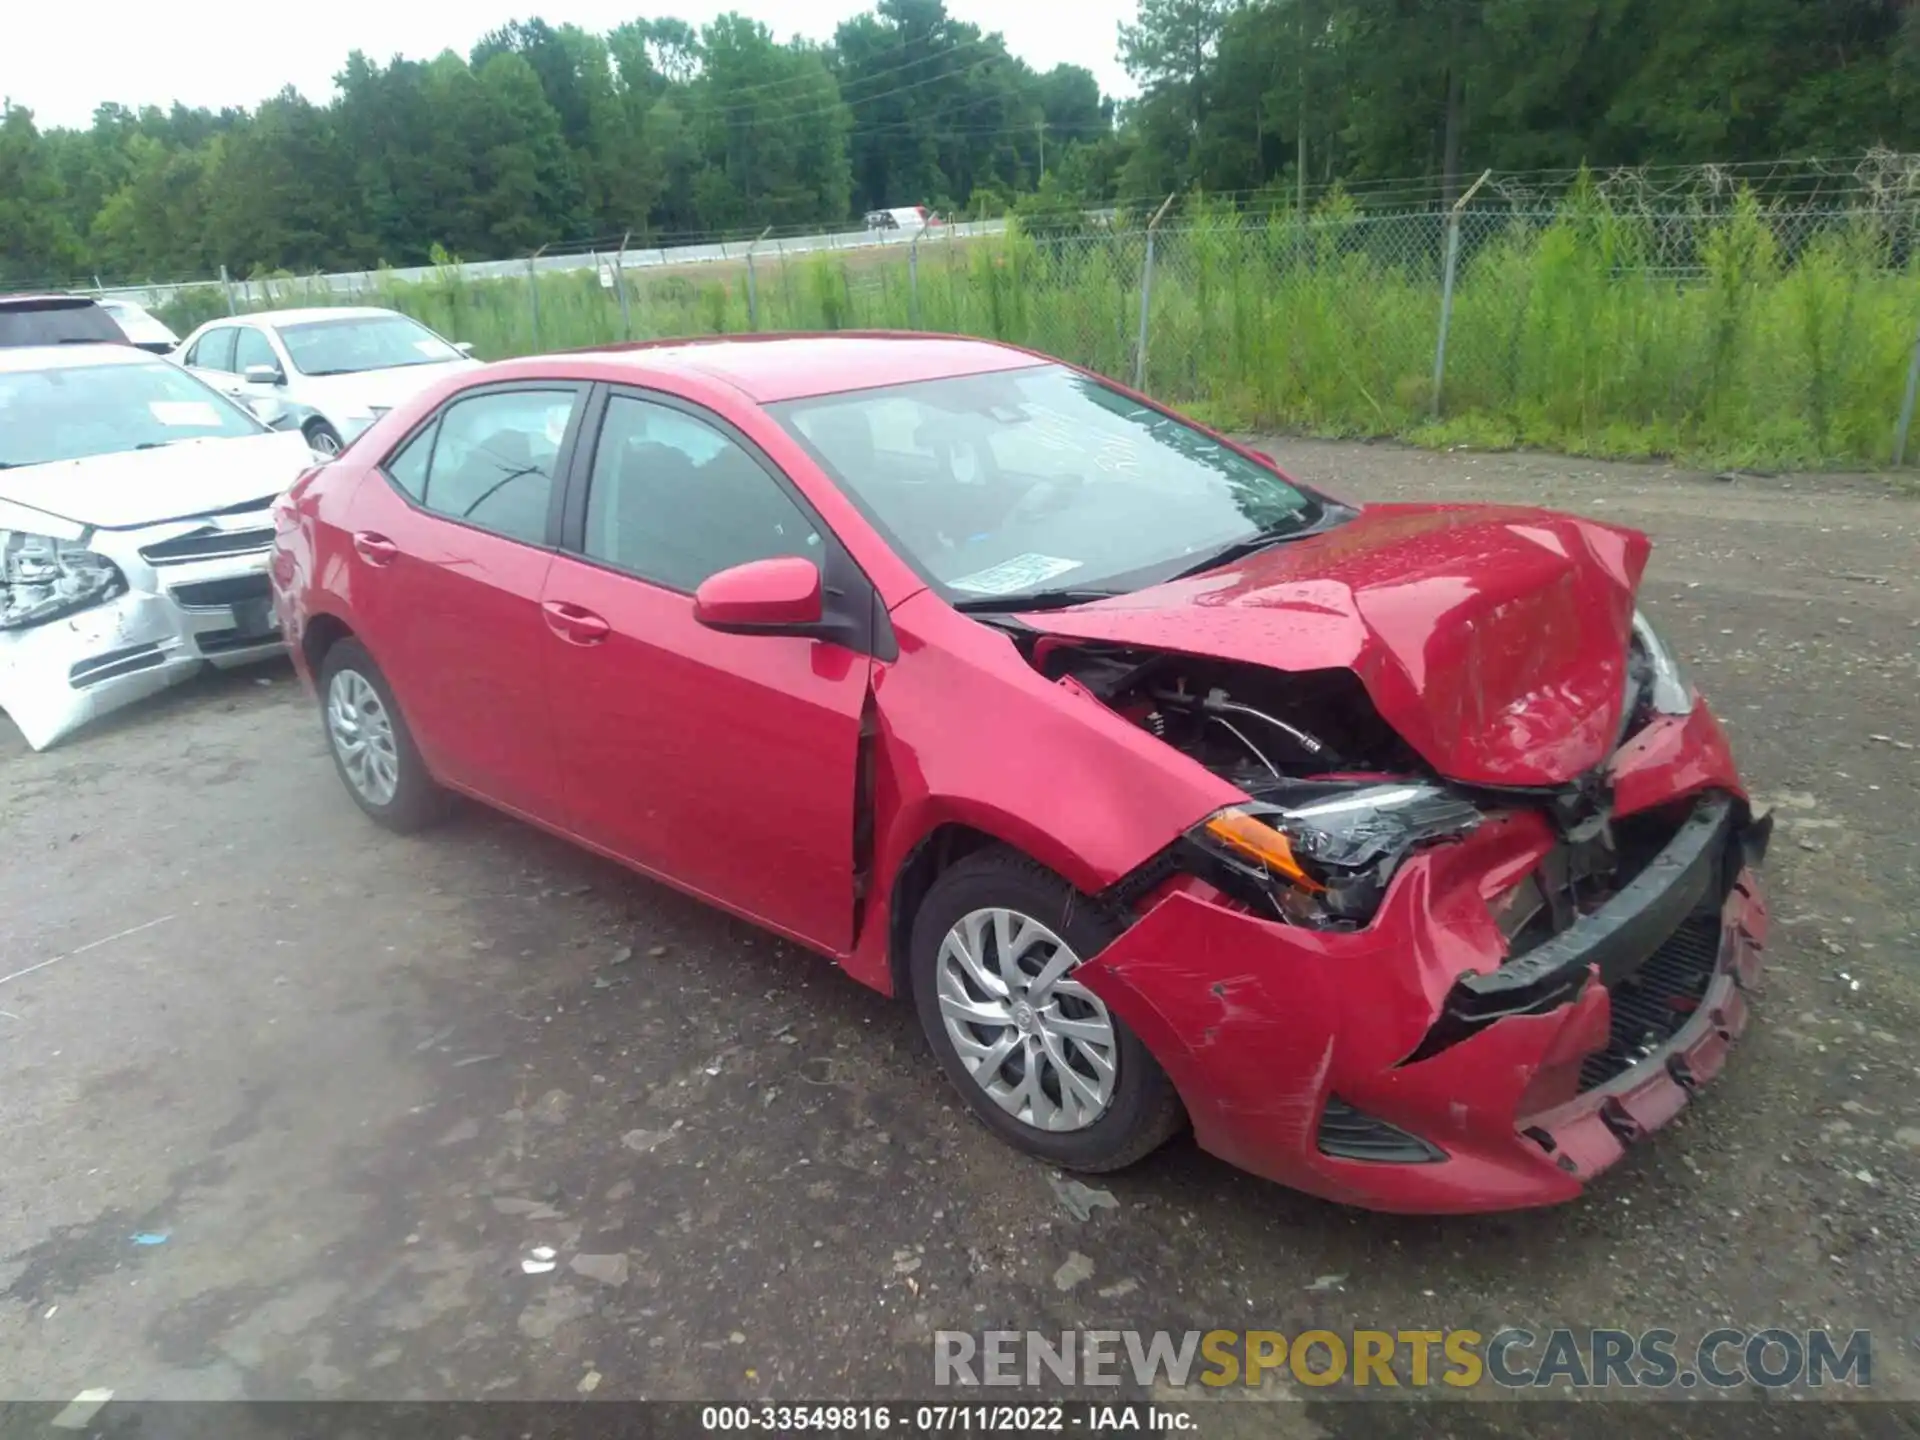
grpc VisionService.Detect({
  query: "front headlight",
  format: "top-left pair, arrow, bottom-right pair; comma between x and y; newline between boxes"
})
1182,783 -> 1483,927
1,531 -> 127,631
1631,609 -> 1694,714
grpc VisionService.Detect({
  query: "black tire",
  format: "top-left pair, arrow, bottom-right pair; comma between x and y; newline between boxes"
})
304,419 -> 345,456
317,638 -> 446,832
909,847 -> 1184,1172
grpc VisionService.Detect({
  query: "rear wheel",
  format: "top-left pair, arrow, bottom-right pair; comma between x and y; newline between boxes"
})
319,638 -> 445,832
909,848 -> 1183,1172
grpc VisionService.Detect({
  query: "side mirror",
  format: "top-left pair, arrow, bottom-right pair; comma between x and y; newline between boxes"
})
693,557 -> 823,635
244,363 -> 285,387
454,341 -> 475,356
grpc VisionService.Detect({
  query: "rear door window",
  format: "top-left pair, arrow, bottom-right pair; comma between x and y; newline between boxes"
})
412,388 -> 580,546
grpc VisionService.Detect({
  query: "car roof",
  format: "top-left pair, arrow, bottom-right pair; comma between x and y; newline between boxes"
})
0,343 -> 157,374
0,293 -> 105,311
559,333 -> 1046,403
212,306 -> 399,327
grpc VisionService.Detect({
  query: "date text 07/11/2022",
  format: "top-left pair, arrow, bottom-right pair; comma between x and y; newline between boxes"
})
698,1403 -> 1193,1433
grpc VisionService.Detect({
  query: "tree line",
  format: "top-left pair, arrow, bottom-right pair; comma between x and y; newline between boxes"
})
2,0 -> 1915,286
1115,0 -> 1920,206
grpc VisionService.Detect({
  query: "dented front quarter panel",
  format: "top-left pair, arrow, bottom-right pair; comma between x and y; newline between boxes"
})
843,588 -> 1245,992
1073,702 -> 1765,1214
1023,504 -> 1649,788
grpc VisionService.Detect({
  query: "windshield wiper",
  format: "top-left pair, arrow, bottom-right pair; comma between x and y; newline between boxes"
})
1169,503 -> 1357,580
461,466 -> 543,518
953,587 -> 1119,614
1169,529 -> 1306,580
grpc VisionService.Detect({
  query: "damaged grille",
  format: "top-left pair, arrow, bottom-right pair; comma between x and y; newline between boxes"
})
140,527 -> 275,566
169,574 -> 272,611
1578,915 -> 1722,1091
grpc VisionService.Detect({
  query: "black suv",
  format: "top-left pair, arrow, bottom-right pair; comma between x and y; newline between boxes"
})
0,294 -> 131,347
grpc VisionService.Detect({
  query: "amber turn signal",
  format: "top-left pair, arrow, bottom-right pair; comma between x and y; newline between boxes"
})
1202,809 -> 1327,893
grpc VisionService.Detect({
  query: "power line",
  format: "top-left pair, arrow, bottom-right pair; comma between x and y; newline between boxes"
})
693,34 -> 1004,114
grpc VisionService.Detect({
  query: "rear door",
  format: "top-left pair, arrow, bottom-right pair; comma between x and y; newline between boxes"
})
539,387 -> 873,951
342,382 -> 586,818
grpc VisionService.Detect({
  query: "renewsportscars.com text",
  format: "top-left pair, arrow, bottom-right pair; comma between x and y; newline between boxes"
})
933,1328 -> 1872,1391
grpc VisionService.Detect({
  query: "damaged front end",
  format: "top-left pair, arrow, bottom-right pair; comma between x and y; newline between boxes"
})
0,497 -> 286,750
1022,622 -> 1769,1213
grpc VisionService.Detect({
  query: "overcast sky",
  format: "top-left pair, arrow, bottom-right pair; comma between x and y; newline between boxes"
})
6,0 -> 1139,130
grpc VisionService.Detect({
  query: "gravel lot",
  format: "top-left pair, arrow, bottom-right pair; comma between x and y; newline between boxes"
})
1,439 -> 1915,1417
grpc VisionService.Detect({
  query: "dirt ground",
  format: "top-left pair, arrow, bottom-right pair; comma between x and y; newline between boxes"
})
0,439 -> 1915,1421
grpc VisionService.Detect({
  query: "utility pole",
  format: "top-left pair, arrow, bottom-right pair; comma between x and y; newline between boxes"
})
1036,119 -> 1046,182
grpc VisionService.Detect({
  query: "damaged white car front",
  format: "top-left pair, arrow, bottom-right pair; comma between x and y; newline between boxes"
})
0,344 -> 324,750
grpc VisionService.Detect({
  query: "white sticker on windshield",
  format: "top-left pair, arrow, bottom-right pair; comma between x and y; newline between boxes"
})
948,553 -> 1083,596
149,401 -> 222,427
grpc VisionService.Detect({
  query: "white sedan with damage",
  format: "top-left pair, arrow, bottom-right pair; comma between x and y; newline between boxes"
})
0,344 -> 324,750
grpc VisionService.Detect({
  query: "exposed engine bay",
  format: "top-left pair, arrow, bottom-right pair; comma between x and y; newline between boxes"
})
1028,633 -> 1685,935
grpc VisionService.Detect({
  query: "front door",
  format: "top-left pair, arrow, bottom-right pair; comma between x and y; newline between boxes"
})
342,384 -> 584,818
540,390 -> 870,952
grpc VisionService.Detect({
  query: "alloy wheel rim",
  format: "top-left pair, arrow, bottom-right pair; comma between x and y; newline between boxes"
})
327,669 -> 400,806
310,430 -> 342,456
935,907 -> 1118,1132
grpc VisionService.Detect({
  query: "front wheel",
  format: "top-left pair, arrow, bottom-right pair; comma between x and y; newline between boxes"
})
319,638 -> 446,832
909,848 -> 1184,1172
304,419 -> 345,456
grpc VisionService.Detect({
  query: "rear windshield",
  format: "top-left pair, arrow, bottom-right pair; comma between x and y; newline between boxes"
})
0,302 -> 126,348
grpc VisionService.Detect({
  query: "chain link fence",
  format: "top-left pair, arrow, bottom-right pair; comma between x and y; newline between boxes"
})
121,156 -> 1920,467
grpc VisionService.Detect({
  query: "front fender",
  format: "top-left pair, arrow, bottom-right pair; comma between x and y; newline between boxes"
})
840,590 -> 1240,992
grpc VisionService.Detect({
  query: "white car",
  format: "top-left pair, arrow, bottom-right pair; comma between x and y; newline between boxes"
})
176,306 -> 480,456
97,297 -> 181,355
0,345 -> 323,750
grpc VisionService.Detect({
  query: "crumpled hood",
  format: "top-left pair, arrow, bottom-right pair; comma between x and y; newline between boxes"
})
1026,504 -> 1650,787
0,430 -> 317,531
297,360 -> 480,417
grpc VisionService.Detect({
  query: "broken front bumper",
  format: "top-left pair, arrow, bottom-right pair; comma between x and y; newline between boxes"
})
1,518 -> 283,751
1076,712 -> 1769,1215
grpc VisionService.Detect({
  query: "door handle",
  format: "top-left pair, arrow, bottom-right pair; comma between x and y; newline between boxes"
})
353,532 -> 399,566
542,600 -> 610,645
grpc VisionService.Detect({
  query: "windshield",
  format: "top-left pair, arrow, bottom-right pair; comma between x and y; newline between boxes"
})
774,365 -> 1319,604
0,359 -> 265,467
277,315 -> 461,376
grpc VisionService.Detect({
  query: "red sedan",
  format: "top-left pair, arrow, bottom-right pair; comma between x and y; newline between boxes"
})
270,333 -> 1769,1214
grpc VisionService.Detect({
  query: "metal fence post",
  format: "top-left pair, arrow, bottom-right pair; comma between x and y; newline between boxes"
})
1134,193 -> 1178,393
1894,310 -> 1920,466
614,230 -> 633,341
1431,169 -> 1491,418
909,220 -> 928,329
527,249 -> 545,350
219,264 -> 236,316
745,225 -> 773,331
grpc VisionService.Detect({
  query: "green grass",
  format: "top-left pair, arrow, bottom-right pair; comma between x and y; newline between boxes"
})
157,191 -> 1920,470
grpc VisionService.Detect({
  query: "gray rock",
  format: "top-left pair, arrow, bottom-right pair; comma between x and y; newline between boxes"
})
1052,1252 -> 1095,1292
570,1252 -> 630,1288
